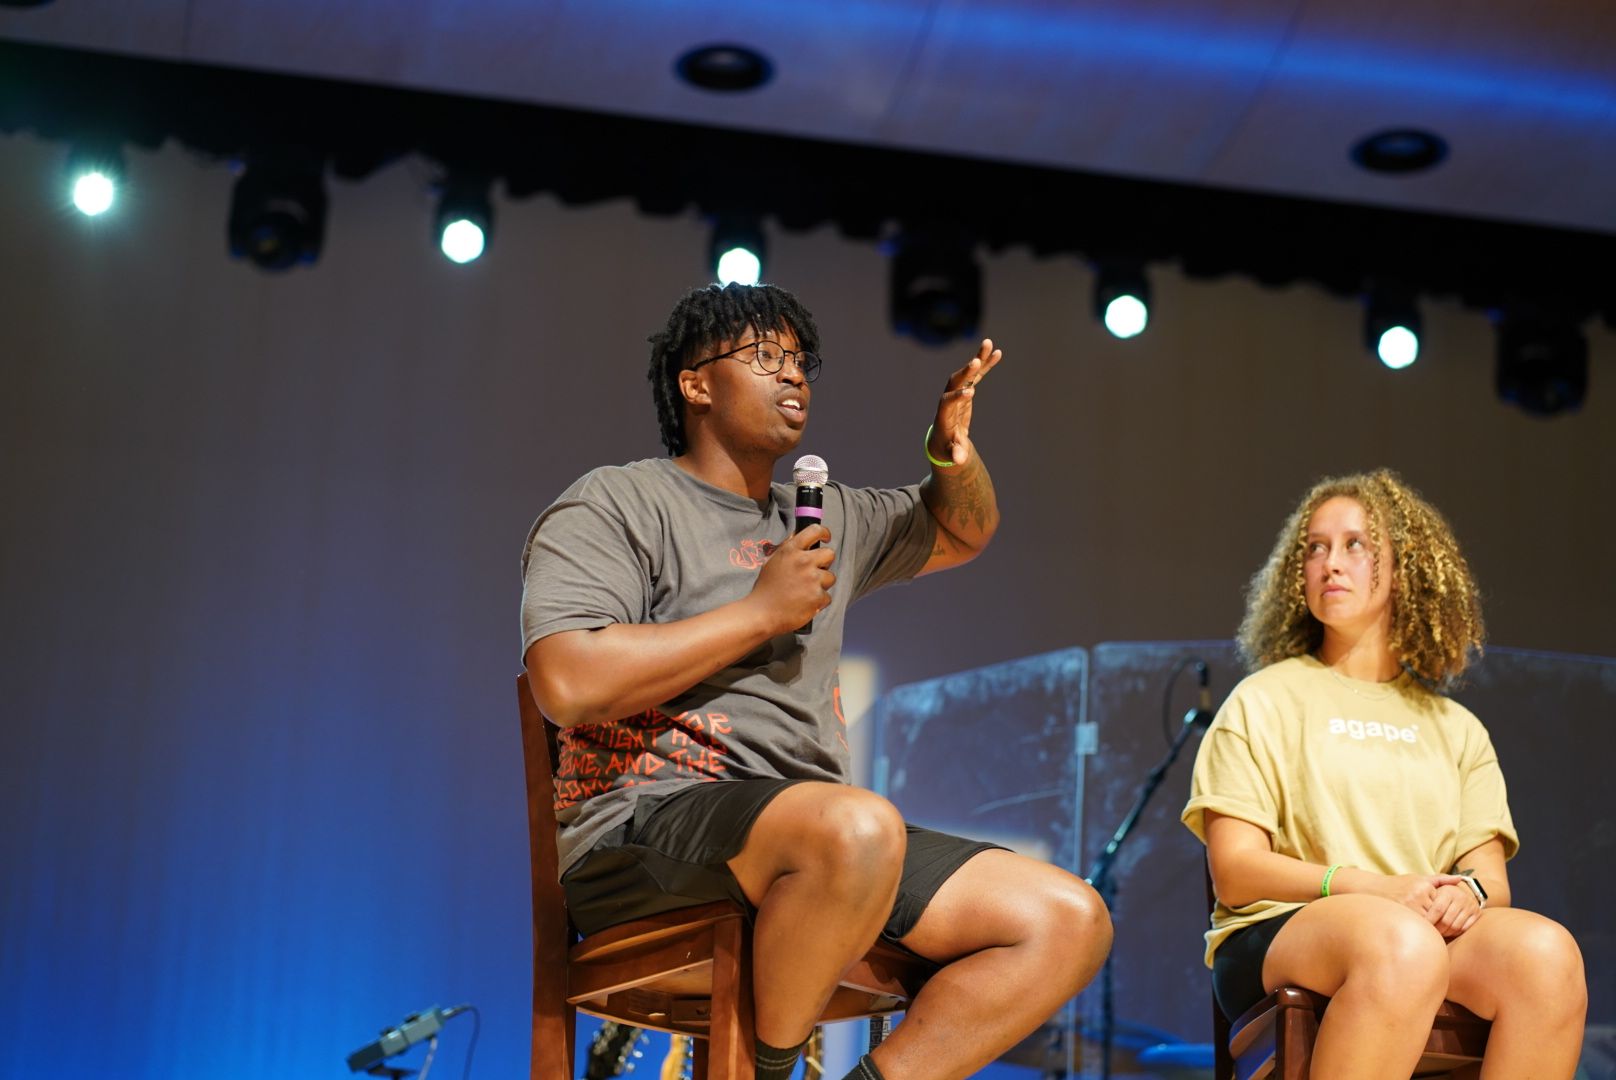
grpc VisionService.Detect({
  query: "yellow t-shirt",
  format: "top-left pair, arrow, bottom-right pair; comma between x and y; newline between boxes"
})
1180,655 -> 1518,967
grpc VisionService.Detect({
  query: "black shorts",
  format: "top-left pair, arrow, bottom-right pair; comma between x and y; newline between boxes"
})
1212,908 -> 1301,1021
561,778 -> 1003,943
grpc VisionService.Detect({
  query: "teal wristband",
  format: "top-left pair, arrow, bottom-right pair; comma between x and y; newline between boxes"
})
1321,864 -> 1342,897
924,424 -> 955,468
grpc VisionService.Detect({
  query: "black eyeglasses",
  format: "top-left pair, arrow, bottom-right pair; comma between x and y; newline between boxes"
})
689,340 -> 822,382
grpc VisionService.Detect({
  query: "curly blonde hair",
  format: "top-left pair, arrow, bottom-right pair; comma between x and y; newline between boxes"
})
1237,469 -> 1485,689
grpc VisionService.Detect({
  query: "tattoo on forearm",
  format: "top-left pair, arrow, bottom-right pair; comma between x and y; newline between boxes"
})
939,457 -> 997,535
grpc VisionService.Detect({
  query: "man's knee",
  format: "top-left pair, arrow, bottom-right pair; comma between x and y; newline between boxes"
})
1059,876 -> 1112,942
797,787 -> 905,886
1036,874 -> 1113,970
735,784 -> 905,903
971,863 -> 1112,963
971,866 -> 1111,996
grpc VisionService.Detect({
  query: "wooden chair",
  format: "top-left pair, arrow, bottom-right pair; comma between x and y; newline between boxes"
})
1214,987 -> 1490,1080
1206,871 -> 1491,1080
519,674 -> 933,1080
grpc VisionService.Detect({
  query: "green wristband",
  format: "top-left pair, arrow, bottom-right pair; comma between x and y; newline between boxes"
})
1321,864 -> 1342,897
924,424 -> 956,468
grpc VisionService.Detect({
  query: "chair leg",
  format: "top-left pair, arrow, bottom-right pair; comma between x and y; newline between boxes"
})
532,998 -> 576,1080
705,917 -> 756,1080
694,1037 -> 711,1080
1276,1005 -> 1316,1080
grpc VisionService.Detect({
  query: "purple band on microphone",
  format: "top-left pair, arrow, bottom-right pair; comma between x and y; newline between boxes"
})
795,507 -> 825,520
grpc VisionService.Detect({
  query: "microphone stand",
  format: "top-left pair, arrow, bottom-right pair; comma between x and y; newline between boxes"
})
1084,667 -> 1211,1080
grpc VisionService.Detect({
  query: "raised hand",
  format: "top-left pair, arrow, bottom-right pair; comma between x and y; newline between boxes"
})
927,338 -> 1004,467
748,525 -> 836,635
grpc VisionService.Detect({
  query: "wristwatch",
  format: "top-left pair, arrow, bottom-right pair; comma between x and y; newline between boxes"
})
1456,868 -> 1489,908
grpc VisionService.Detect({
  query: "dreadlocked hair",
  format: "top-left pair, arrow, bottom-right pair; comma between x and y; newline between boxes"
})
1237,468 -> 1485,691
647,282 -> 821,456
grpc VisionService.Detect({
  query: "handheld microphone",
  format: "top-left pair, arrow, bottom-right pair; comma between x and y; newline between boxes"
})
1184,661 -> 1214,728
346,1005 -> 470,1073
793,454 -> 828,634
794,454 -> 827,535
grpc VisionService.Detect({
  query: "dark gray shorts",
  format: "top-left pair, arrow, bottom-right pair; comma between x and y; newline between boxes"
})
1212,909 -> 1301,1021
561,778 -> 1002,944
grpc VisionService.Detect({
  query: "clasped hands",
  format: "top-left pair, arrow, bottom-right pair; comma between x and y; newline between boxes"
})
1374,872 -> 1484,938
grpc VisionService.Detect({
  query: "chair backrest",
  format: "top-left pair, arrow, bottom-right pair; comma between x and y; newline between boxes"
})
1205,862 -> 1235,1079
519,673 -> 570,932
519,673 -> 579,1072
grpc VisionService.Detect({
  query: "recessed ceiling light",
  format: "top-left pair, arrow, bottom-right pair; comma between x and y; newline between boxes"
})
1350,129 -> 1448,175
675,44 -> 774,92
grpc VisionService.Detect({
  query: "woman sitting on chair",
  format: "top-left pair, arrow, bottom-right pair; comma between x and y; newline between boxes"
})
1182,468 -> 1586,1079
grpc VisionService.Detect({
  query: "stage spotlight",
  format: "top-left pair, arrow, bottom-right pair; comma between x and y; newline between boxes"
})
889,233 -> 981,346
1093,266 -> 1150,339
72,171 -> 115,217
227,153 -> 328,272
1494,306 -> 1587,416
1376,326 -> 1419,369
436,176 -> 492,265
441,218 -> 485,264
716,246 -> 761,286
711,214 -> 765,286
66,143 -> 124,218
1363,290 -> 1421,369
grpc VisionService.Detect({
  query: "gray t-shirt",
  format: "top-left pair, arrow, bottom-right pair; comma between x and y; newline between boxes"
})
520,457 -> 937,873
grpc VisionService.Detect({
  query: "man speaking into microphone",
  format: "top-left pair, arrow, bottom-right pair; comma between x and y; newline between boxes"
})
520,283 -> 1110,1080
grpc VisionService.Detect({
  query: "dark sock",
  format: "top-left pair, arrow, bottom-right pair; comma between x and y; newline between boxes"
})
756,1036 -> 808,1080
839,1053 -> 886,1080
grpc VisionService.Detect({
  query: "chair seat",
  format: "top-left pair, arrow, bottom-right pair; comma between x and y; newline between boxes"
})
566,900 -> 931,1036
